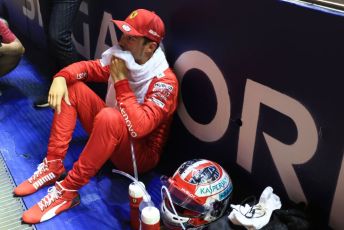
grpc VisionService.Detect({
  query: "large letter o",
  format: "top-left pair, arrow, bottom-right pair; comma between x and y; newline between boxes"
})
174,51 -> 230,142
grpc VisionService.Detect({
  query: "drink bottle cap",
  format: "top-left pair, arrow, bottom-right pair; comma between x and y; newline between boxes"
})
141,206 -> 160,225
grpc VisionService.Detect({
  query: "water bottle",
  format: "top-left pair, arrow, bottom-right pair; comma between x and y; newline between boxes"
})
129,181 -> 145,230
141,206 -> 160,230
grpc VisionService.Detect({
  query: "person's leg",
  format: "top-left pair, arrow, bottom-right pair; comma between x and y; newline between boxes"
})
22,95 -> 163,223
0,55 -> 21,77
110,137 -> 161,175
38,0 -> 53,36
61,121 -> 162,191
49,0 -> 82,69
14,82 -> 105,196
33,0 -> 56,108
21,107 -> 131,224
61,107 -> 163,190
61,107 -> 130,190
46,81 -> 106,160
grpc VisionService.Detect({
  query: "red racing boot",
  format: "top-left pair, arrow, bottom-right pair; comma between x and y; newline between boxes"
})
13,158 -> 66,196
22,181 -> 80,224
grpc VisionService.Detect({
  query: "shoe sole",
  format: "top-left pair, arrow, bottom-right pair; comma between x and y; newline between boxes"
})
34,103 -> 50,108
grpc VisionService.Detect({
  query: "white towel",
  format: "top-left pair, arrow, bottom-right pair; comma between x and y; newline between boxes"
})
100,44 -> 169,107
228,186 -> 282,230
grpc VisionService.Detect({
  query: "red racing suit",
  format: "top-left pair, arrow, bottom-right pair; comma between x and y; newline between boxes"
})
47,59 -> 178,190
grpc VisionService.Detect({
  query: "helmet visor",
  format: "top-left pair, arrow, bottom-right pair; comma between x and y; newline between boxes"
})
161,177 -> 208,215
163,196 -> 202,218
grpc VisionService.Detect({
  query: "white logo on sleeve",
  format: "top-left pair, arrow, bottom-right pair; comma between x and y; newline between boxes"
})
150,97 -> 165,108
153,82 -> 173,92
76,72 -> 87,80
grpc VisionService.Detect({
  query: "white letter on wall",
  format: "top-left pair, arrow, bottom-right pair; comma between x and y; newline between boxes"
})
23,0 -> 42,26
94,12 -> 118,59
23,0 -> 35,21
237,79 -> 318,203
330,152 -> 344,229
35,0 -> 43,26
174,51 -> 230,142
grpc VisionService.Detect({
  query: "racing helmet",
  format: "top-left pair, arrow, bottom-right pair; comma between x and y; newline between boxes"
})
161,159 -> 233,229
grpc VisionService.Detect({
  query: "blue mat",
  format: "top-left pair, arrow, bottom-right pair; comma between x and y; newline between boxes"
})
0,56 -> 163,229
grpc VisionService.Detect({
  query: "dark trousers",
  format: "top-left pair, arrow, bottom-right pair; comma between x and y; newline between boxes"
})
39,0 -> 82,69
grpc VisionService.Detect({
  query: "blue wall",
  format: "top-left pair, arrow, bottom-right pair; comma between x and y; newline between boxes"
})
2,0 -> 344,228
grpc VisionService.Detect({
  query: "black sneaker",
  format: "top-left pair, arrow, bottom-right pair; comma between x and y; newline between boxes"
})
33,99 -> 49,109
